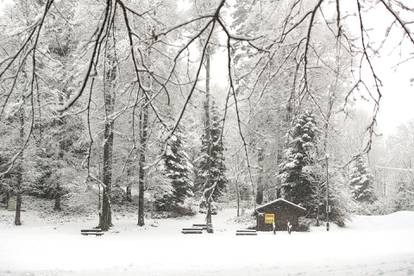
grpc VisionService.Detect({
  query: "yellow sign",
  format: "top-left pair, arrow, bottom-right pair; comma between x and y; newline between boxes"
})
264,213 -> 275,224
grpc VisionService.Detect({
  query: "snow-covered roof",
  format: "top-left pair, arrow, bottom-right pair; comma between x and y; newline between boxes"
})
255,198 -> 306,212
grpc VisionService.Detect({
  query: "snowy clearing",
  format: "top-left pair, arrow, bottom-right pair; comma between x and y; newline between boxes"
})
1,209 -> 414,276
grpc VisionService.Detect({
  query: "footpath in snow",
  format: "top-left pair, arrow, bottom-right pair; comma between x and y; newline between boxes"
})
1,208 -> 414,275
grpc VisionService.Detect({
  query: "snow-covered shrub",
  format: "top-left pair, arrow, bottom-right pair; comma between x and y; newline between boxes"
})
297,217 -> 312,231
152,199 -> 197,218
324,172 -> 352,227
61,191 -> 97,216
394,178 -> 414,211
232,211 -> 256,229
27,169 -> 69,200
357,196 -> 396,215
21,190 -> 97,219
111,185 -> 127,204
171,201 -> 198,217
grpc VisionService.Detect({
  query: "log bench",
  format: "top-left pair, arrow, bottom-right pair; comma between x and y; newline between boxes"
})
192,223 -> 208,230
236,229 -> 257,236
81,229 -> 104,236
181,227 -> 203,234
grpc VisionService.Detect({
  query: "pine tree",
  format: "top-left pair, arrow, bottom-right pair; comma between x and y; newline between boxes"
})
394,175 -> 414,211
394,178 -> 413,211
155,128 -> 194,211
278,111 -> 319,211
349,155 -> 376,203
195,101 -> 228,201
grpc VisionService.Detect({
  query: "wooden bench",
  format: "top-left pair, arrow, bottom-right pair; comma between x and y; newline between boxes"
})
181,227 -> 203,234
81,229 -> 104,236
192,223 -> 208,230
236,229 -> 257,236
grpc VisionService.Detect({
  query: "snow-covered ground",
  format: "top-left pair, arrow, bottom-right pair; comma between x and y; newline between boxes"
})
1,208 -> 414,276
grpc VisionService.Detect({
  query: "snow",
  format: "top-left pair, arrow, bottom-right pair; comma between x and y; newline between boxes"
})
165,146 -> 176,158
256,198 -> 306,211
1,208 -> 414,275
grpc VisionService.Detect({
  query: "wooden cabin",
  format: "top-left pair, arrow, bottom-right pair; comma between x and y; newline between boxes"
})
255,198 -> 306,231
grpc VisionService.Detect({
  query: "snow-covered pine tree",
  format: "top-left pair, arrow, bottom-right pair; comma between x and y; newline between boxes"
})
349,155 -> 376,203
394,177 -> 413,210
155,127 -> 194,211
278,111 -> 319,211
195,101 -> 228,201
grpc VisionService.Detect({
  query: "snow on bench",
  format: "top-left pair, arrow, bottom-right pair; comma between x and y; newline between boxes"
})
236,229 -> 257,236
81,229 -> 104,236
192,223 -> 208,230
181,227 -> 203,234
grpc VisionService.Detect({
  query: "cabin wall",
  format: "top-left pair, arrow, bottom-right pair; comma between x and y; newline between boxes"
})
256,204 -> 303,231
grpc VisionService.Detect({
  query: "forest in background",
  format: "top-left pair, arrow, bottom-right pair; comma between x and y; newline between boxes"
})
0,0 -> 413,230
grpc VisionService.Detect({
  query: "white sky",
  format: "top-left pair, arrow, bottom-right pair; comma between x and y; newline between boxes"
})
349,1 -> 414,136
372,60 -> 414,136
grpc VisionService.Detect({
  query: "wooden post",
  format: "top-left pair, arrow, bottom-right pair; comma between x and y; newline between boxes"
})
326,154 -> 329,232
256,148 -> 264,205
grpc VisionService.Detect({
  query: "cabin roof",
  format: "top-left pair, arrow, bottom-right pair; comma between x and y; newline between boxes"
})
255,198 -> 306,212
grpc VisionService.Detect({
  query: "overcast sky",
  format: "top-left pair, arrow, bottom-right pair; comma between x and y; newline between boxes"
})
350,1 -> 414,136
372,59 -> 414,136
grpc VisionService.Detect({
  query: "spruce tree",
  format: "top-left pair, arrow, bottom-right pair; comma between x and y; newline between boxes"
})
278,111 -> 319,211
195,101 -> 228,201
394,177 -> 414,211
155,128 -> 194,211
349,155 -> 376,203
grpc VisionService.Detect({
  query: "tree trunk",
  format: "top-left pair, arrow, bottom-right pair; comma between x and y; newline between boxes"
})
100,96 -> 114,230
204,47 -> 211,137
136,38 -> 154,226
126,184 -> 132,202
126,158 -> 133,202
54,134 -> 63,211
206,200 -> 212,225
137,100 -> 149,227
203,46 -> 214,228
4,192 -> 10,209
14,192 -> 22,226
235,178 -> 240,217
323,88 -> 334,231
54,190 -> 61,211
14,105 -> 24,226
53,109 -> 66,211
256,147 -> 264,205
99,49 -> 116,231
316,184 -> 320,226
